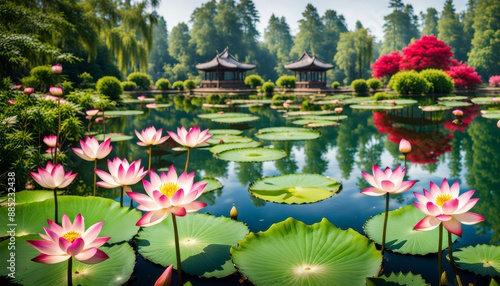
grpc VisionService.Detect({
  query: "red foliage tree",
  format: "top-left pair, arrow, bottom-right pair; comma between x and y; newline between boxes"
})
445,62 -> 482,89
399,35 -> 454,71
371,51 -> 402,78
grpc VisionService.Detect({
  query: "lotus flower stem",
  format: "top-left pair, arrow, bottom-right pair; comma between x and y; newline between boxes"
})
54,97 -> 61,163
120,186 -> 124,207
172,214 -> 183,286
403,154 -> 407,169
447,231 -> 463,286
438,224 -> 443,286
184,148 -> 191,173
148,146 -> 152,171
102,104 -> 106,140
381,193 -> 389,255
68,256 -> 73,286
93,160 -> 97,196
53,188 -> 59,224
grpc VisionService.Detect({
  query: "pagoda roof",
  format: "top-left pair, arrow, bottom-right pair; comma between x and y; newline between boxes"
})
196,48 -> 256,71
284,50 -> 334,71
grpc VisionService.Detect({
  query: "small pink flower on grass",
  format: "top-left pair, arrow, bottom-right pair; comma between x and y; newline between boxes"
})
135,126 -> 169,146
95,158 -> 147,189
413,178 -> 484,237
72,137 -> 112,161
30,162 -> 77,189
361,165 -> 416,196
43,135 -> 57,148
167,126 -> 212,148
27,213 -> 110,264
127,166 -> 207,227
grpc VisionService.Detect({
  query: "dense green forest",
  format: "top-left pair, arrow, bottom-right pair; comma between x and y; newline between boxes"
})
1,0 -> 499,87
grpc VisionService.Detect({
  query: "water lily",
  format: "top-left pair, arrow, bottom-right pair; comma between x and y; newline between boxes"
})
29,162 -> 77,224
96,158 -> 147,207
452,109 -> 463,117
72,137 -> 112,161
399,138 -> 411,154
138,95 -> 146,101
43,135 -> 57,148
167,126 -> 212,171
86,109 -> 99,117
361,165 -> 416,196
52,63 -> 63,74
27,213 -> 110,286
135,126 -> 169,170
413,178 -> 484,237
155,264 -> 173,286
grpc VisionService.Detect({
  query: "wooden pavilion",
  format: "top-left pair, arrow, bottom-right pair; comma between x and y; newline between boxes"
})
195,48 -> 257,88
284,51 -> 334,88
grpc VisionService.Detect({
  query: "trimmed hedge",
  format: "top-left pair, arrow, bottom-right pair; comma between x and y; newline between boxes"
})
155,78 -> 171,90
351,79 -> 368,93
183,79 -> 196,90
172,81 -> 184,90
96,76 -> 123,100
276,75 -> 296,88
127,72 -> 152,90
366,78 -> 383,90
331,81 -> 340,89
244,74 -> 264,88
262,81 -> 275,93
388,71 -> 430,95
419,69 -> 454,93
121,81 -> 137,91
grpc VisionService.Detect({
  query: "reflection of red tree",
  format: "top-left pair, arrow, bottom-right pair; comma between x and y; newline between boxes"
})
373,112 -> 453,164
442,105 -> 480,132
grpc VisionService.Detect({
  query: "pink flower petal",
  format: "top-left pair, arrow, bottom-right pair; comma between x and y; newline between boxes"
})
31,253 -> 70,264
155,264 -> 173,286
454,212 -> 485,225
170,206 -> 187,216
443,218 -> 463,237
136,210 -> 170,227
442,198 -> 459,214
414,215 -> 441,231
184,201 -> 207,212
65,238 -> 85,256
26,240 -> 64,255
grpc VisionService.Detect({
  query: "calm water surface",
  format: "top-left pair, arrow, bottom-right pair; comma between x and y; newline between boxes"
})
70,94 -> 499,285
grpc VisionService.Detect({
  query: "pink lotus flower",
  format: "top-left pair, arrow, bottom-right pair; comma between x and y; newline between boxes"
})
86,109 -> 99,117
138,95 -> 146,101
413,178 -> 484,237
167,126 -> 212,148
43,135 -> 57,148
361,165 -> 416,196
127,166 -> 207,227
72,137 -> 112,161
27,213 -> 110,264
52,63 -> 62,74
135,126 -> 169,146
334,107 -> 343,114
30,162 -> 77,189
497,120 -> 500,128
155,264 -> 173,286
7,99 -> 15,105
24,87 -> 34,95
399,138 -> 411,154
49,86 -> 63,97
95,158 -> 147,189
452,109 -> 463,117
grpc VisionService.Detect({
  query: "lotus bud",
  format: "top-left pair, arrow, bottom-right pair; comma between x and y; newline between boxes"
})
399,138 -> 411,154
138,95 -> 145,101
154,264 -> 173,286
334,107 -> 343,114
86,109 -> 99,117
49,86 -> 63,97
24,87 -> 34,95
230,205 -> 238,220
52,63 -> 62,74
497,120 -> 500,128
452,109 -> 463,117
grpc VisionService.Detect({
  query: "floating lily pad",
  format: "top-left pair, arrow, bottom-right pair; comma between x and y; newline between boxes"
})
438,96 -> 469,101
197,112 -> 254,119
481,110 -> 500,119
248,174 -> 341,204
94,133 -> 134,142
366,272 -> 429,286
146,103 -> 172,108
453,244 -> 500,277
258,126 -> 311,133
255,129 -> 321,141
200,177 -> 223,192
351,104 -> 404,110
471,97 -> 500,105
202,103 -> 230,108
343,97 -> 374,104
98,110 -> 144,117
208,129 -> 242,135
231,217 -> 382,286
380,99 -> 418,105
364,205 -> 457,255
209,141 -> 262,154
211,115 -> 260,124
419,105 -> 451,112
285,110 -> 334,117
295,115 -> 348,121
0,196 -> 141,244
292,119 -> 339,127
0,190 -> 62,205
0,236 -> 135,286
207,134 -> 253,145
215,147 -> 286,162
122,98 -> 155,103
229,99 -> 273,104
136,213 -> 249,278
441,101 -> 472,107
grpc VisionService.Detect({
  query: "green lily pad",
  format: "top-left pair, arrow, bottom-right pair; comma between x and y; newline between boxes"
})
0,190 -> 62,205
211,115 -> 260,124
98,110 -> 144,117
481,110 -> 500,119
0,196 -> 141,244
294,115 -> 348,121
122,98 -> 155,103
207,134 -> 253,145
146,103 -> 172,108
292,119 -> 339,127
0,236 -> 134,286
441,101 -> 472,107
471,97 -> 500,105
438,96 -> 469,101
453,244 -> 500,277
202,103 -> 231,108
94,133 -> 134,142
208,129 -> 242,135
257,126 -> 311,133
419,105 -> 451,112
366,272 -> 429,286
231,217 -> 382,285
229,99 -> 273,104
200,177 -> 223,193
351,104 -> 404,110
215,147 -> 286,162
248,174 -> 341,204
197,112 -> 254,119
364,205 -> 457,255
209,141 -> 262,154
255,130 -> 321,141
379,99 -> 418,105
285,110 -> 335,117
136,213 -> 249,278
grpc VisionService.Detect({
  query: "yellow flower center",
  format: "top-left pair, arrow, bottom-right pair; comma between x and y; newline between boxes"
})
62,231 -> 81,243
159,182 -> 180,198
435,194 -> 453,207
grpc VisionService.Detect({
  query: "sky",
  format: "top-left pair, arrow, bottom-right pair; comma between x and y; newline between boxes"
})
157,0 -> 468,41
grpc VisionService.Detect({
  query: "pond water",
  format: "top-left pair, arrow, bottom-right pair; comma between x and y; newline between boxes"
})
69,94 -> 500,285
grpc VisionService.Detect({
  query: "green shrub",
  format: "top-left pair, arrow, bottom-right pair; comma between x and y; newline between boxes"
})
244,74 -> 264,88
172,81 -> 184,90
419,69 -> 454,93
272,94 -> 295,101
388,71 -> 431,95
96,76 -> 123,100
155,78 -> 171,90
29,65 -> 57,91
262,81 -> 275,93
183,79 -> 196,90
206,94 -> 222,104
21,76 -> 38,90
78,72 -> 94,89
373,92 -> 399,101
127,72 -> 152,90
331,81 -> 340,89
121,81 -> 137,91
351,79 -> 368,93
276,75 -> 296,88
62,81 -> 74,93
366,78 -> 383,90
